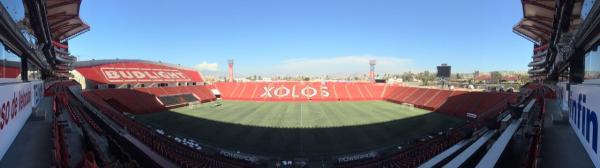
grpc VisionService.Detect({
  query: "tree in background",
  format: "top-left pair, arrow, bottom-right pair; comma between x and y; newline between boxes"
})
417,71 -> 436,86
490,71 -> 503,83
401,71 -> 415,82
515,74 -> 529,83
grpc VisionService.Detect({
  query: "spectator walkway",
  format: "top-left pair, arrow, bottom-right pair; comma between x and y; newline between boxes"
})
540,99 -> 594,168
0,97 -> 53,168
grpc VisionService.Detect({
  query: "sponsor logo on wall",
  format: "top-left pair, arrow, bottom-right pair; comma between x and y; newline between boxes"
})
337,152 -> 377,163
31,80 -> 43,107
220,150 -> 259,163
100,67 -> 191,83
569,85 -> 600,167
0,83 -> 33,160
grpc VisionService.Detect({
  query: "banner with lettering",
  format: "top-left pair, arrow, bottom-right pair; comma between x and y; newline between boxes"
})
31,80 -> 43,107
0,82 -> 33,160
100,67 -> 192,83
569,84 -> 600,167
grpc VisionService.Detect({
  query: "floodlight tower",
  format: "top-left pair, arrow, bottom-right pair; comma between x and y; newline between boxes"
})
369,59 -> 376,83
228,59 -> 234,82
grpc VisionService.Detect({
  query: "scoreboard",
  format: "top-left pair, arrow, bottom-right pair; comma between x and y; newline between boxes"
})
437,64 -> 451,78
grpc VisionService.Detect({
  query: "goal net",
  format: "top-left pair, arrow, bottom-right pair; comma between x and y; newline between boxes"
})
402,103 -> 415,110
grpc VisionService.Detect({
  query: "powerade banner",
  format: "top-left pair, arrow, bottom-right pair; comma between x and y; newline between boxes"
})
569,84 -> 600,167
0,82 -> 33,160
31,80 -> 43,107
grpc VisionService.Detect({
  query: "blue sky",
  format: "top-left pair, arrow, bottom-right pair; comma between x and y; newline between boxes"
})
69,0 -> 532,76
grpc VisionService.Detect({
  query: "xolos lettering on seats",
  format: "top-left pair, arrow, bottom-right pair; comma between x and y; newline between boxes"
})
260,86 -> 330,98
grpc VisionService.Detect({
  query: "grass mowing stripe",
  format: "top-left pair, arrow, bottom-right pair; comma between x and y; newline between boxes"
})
344,102 -> 393,143
135,100 -> 465,157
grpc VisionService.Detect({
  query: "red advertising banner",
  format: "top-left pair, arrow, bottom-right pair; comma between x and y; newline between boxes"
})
100,67 -> 192,83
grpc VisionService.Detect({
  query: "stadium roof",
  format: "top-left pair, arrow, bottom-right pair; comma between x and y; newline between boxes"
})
74,59 -> 198,71
73,59 -> 204,84
46,0 -> 90,42
513,0 -> 555,44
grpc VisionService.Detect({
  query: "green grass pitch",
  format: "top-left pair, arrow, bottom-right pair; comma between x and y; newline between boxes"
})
135,100 -> 464,158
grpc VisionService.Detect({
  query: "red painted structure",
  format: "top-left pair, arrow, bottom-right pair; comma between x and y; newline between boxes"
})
82,85 -> 215,115
228,59 -> 234,82
0,66 -> 20,78
76,60 -> 215,115
215,82 -> 517,118
215,82 -> 387,101
74,60 -> 204,88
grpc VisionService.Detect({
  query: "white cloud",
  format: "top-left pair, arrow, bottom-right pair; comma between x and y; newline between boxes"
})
196,61 -> 219,71
273,56 -> 412,75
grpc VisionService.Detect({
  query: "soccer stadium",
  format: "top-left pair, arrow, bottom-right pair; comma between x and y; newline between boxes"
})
73,59 -> 516,166
1,0 -> 600,168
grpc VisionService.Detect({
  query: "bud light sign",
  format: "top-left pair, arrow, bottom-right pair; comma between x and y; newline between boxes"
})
569,84 -> 600,167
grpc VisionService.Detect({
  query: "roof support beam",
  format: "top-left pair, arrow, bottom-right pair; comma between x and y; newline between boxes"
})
524,17 -> 553,30
519,26 -> 549,42
47,0 -> 76,9
48,15 -> 79,29
47,13 -> 77,21
523,0 -> 555,11
527,15 -> 554,23
522,25 -> 552,35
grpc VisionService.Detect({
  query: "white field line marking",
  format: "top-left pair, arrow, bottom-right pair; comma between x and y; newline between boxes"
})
300,103 -> 303,127
316,103 -> 331,127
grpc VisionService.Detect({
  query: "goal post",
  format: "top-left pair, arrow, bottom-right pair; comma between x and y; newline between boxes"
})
188,102 -> 197,109
402,103 -> 415,110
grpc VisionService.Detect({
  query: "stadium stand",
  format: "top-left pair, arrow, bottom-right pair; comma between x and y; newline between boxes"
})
214,81 -> 388,101
76,79 -> 518,167
214,82 -> 516,120
82,90 -> 252,167
72,60 -> 204,89
335,90 -> 515,168
46,81 -> 106,168
380,85 -> 517,118
67,58 -> 517,167
82,85 -> 216,115
70,59 -> 217,115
